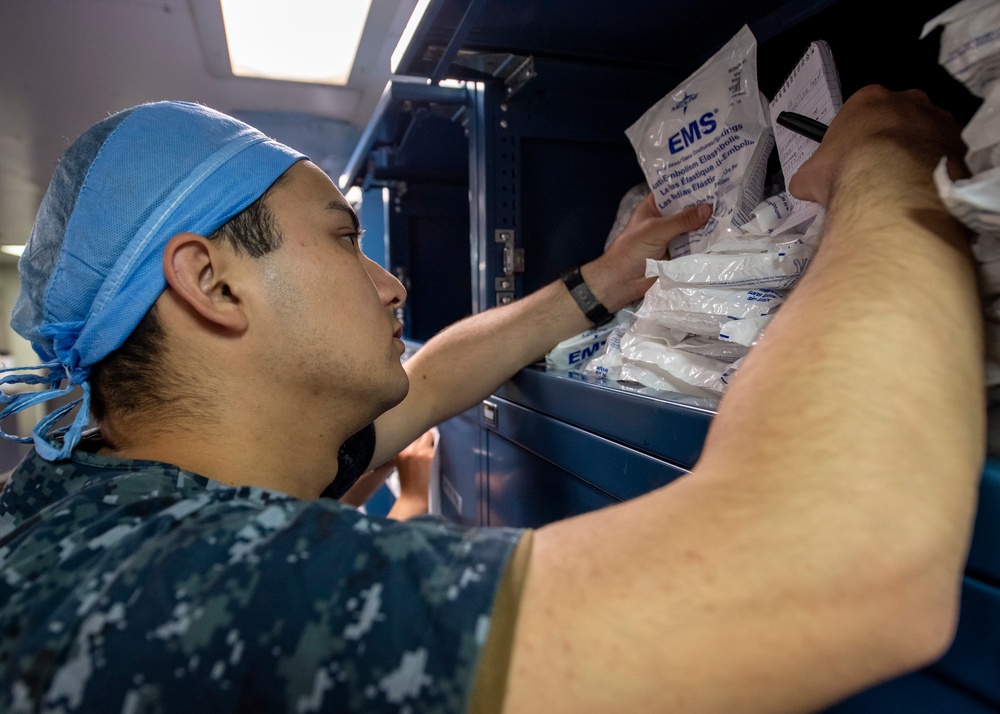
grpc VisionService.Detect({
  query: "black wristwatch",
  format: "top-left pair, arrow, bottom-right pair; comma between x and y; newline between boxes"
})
560,266 -> 614,327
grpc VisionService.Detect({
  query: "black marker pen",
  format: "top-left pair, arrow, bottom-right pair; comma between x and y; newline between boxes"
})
776,111 -> 828,142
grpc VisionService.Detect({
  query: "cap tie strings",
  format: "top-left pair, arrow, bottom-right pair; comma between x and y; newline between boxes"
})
0,362 -> 92,460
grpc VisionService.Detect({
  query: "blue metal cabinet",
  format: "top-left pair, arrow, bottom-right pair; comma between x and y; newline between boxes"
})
484,430 -> 618,528
483,392 -> 692,525
437,405 -> 487,526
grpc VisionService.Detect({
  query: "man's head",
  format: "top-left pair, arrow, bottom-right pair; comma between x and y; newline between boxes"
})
3,101 -> 405,464
87,170 -> 291,431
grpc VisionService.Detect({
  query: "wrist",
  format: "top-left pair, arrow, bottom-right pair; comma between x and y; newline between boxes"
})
562,264 -> 615,326
829,148 -> 967,241
579,258 -> 643,315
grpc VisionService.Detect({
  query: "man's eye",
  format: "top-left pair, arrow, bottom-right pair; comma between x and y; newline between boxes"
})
344,230 -> 365,248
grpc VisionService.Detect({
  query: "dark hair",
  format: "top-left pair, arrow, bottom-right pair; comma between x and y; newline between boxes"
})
88,172 -> 289,428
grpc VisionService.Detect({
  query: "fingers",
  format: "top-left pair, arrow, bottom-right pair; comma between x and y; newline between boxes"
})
628,193 -> 662,224
676,203 -> 714,234
587,196 -> 713,308
608,200 -> 712,269
400,429 -> 436,459
636,203 -> 713,259
631,194 -> 712,234
789,85 -> 967,206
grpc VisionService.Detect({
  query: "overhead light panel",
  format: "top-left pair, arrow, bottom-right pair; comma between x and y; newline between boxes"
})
1,245 -> 25,257
391,0 -> 432,73
220,0 -> 373,85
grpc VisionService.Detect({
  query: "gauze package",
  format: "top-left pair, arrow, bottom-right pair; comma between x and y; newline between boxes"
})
924,0 -> 1000,386
959,82 -> 1000,173
618,350 -> 728,397
922,0 -> 1000,98
739,191 -> 822,237
719,314 -> 772,347
925,0 -> 1000,184
545,318 -> 623,373
583,311 -> 640,382
934,160 -> 1000,239
626,24 -> 775,258
630,316 -> 750,361
644,238 -> 814,291
607,316 -> 752,398
634,285 -> 784,337
605,318 -> 735,397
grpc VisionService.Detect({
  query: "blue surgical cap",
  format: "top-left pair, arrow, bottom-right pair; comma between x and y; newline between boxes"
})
0,101 -> 306,460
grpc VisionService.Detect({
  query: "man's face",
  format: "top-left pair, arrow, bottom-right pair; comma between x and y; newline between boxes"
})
251,160 -> 409,425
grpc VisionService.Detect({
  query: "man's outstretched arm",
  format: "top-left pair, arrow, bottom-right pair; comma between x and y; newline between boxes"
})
501,86 -> 984,713
371,200 -> 712,467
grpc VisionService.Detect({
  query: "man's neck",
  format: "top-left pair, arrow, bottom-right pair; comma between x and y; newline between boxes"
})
96,416 -> 351,500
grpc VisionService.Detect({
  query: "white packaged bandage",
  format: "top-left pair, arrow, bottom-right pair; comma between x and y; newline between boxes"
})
719,313 -> 773,346
644,239 -> 813,290
738,191 -> 822,238
545,319 -> 622,373
616,328 -> 730,396
629,317 -> 749,361
583,313 -> 640,382
635,284 -> 784,337
625,25 -> 774,258
962,83 -> 1000,173
619,362 -> 722,399
934,159 -> 1000,239
922,0 -> 1000,98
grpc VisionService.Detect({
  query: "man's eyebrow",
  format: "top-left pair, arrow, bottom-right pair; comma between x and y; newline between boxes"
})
324,199 -> 360,233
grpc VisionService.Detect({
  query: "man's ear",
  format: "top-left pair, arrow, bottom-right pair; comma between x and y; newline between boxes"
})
162,232 -> 249,332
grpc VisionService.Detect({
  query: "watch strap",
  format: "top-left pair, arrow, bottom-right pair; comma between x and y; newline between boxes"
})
560,266 -> 614,327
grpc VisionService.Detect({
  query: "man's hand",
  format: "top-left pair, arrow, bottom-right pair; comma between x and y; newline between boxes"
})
790,85 -> 969,207
387,429 -> 437,520
583,198 -> 712,312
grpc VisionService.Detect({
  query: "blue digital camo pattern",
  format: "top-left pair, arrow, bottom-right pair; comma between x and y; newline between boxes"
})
0,448 -> 524,713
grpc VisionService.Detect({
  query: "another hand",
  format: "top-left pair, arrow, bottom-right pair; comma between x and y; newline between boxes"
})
387,429 -> 436,520
789,85 -> 969,208
584,197 -> 712,311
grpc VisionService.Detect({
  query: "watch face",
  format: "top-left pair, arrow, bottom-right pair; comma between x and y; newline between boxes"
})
574,285 -> 598,312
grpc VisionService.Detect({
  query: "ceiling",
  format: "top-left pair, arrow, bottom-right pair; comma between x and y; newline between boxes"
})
0,0 -> 419,265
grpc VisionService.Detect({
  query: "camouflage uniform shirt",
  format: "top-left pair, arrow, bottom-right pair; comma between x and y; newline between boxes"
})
0,447 -> 525,713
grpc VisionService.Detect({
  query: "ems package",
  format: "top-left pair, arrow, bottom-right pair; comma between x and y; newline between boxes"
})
585,25 -> 817,398
624,24 -> 775,258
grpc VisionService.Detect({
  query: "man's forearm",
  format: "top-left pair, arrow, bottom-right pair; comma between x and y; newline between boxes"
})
377,276 -> 591,460
702,138 -> 983,598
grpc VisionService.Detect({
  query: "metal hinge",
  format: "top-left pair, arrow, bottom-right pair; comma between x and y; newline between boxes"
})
494,229 -> 523,306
